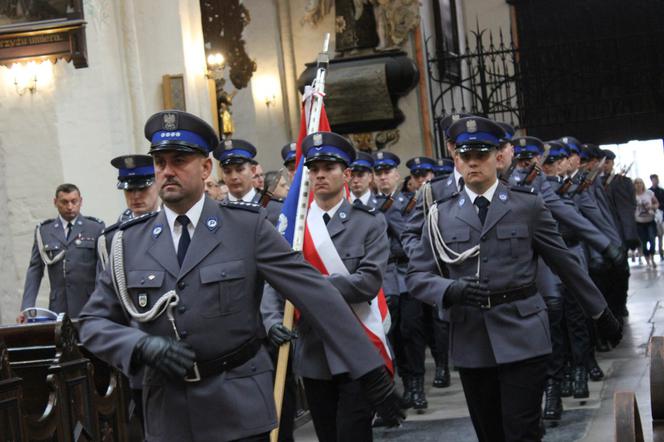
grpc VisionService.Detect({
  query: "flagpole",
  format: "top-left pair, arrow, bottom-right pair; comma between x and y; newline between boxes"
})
271,33 -> 330,442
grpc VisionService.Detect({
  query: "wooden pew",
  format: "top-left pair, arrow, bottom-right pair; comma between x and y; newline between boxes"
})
0,314 -> 134,441
0,339 -> 28,441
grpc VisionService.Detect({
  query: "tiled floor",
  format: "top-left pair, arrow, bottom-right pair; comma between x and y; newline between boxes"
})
293,258 -> 663,441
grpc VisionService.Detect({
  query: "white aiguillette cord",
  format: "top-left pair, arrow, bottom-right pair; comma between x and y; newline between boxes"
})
423,182 -> 481,278
36,226 -> 65,266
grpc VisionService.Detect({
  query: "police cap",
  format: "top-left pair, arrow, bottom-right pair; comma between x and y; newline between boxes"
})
542,140 -> 566,164
559,136 -> 581,156
434,157 -> 455,176
144,110 -> 219,156
372,151 -> 400,171
213,139 -> 258,166
406,156 -> 436,176
350,151 -> 374,172
601,149 -> 617,160
450,116 -> 506,154
439,113 -> 473,138
512,136 -> 545,160
497,122 -> 515,144
281,142 -> 297,166
110,154 -> 155,190
302,132 -> 356,167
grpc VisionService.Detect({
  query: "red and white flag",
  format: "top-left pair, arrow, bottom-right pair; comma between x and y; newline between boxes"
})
279,87 -> 393,373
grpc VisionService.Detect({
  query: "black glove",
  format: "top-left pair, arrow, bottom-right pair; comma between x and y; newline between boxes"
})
595,308 -> 623,347
443,276 -> 490,308
268,324 -> 298,347
131,336 -> 196,380
358,367 -> 407,427
601,244 -> 625,269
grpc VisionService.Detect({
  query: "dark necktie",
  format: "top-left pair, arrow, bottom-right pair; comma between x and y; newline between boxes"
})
353,198 -> 361,205
176,215 -> 191,266
323,213 -> 331,225
66,222 -> 73,240
458,177 -> 465,191
474,196 -> 490,225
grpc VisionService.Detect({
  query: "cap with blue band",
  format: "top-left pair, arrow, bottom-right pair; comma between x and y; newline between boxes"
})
372,151 -> 401,170
213,139 -> 258,165
302,132 -> 356,166
111,154 -> 155,190
144,110 -> 219,155
448,116 -> 506,153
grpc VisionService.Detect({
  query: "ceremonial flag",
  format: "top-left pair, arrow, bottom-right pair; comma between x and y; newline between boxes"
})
277,90 -> 393,374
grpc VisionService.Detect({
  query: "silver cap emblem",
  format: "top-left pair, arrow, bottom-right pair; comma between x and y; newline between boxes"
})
313,133 -> 323,146
466,120 -> 477,133
162,113 -> 177,130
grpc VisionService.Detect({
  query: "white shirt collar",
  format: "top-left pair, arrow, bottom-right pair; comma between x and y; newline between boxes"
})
58,215 -> 78,229
464,179 -> 499,205
163,193 -> 206,236
228,187 -> 257,203
351,190 -> 372,205
453,168 -> 463,190
310,197 -> 345,221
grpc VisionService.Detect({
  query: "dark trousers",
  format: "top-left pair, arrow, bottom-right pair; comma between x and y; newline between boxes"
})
545,296 -> 565,380
386,294 -> 408,377
423,304 -> 450,368
230,433 -> 270,442
637,221 -> 657,256
399,292 -> 426,377
459,355 -> 549,442
563,291 -> 592,368
303,376 -> 373,442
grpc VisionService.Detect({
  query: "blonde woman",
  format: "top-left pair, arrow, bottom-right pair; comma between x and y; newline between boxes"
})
635,177 -> 659,268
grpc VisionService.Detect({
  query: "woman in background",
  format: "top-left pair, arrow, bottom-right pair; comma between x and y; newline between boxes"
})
635,177 -> 659,268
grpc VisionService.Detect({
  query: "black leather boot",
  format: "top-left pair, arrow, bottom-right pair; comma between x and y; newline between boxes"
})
560,365 -> 573,398
401,377 -> 413,408
411,376 -> 428,413
573,366 -> 589,399
432,365 -> 451,388
542,378 -> 563,421
588,357 -> 604,381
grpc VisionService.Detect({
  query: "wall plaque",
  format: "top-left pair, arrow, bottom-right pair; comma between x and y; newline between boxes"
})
0,0 -> 87,68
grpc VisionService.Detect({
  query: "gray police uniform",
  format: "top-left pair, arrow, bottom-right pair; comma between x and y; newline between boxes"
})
22,215 -> 104,318
262,199 -> 389,379
79,197 -> 385,442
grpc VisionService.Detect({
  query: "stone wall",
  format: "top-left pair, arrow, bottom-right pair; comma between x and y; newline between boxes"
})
0,0 -> 211,323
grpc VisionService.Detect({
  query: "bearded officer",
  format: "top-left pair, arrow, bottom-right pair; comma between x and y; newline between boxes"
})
214,139 -> 283,226
19,183 -> 104,322
79,111 -> 403,442
406,116 -> 622,442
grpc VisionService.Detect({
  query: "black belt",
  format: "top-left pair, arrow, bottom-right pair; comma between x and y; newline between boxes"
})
479,284 -> 537,309
186,338 -> 261,382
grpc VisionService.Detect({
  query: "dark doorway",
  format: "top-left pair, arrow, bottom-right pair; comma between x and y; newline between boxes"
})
509,0 -> 664,144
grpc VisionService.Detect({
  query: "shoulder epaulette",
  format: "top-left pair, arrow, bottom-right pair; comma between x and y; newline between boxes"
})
101,221 -> 121,235
429,174 -> 449,184
510,185 -> 538,195
119,211 -> 158,230
435,191 -> 460,205
352,200 -> 377,215
39,218 -> 55,227
221,200 -> 261,213
85,215 -> 104,224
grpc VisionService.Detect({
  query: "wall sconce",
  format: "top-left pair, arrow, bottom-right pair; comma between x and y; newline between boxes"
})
8,60 -> 53,96
253,75 -> 279,108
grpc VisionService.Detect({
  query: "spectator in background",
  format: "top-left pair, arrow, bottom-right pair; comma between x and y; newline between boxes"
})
252,164 -> 266,191
635,178 -> 659,268
204,176 -> 224,201
650,174 -> 664,259
263,170 -> 290,200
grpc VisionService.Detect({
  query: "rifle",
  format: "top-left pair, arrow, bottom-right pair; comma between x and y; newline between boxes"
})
378,181 -> 402,213
522,144 -> 552,186
498,156 -> 519,184
570,157 -> 606,198
271,33 -> 330,442
258,168 -> 289,207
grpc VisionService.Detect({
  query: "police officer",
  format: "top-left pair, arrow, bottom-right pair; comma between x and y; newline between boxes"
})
349,151 -> 378,206
79,111 -> 404,442
406,116 -> 622,442
19,183 -> 104,322
371,151 -> 432,411
213,139 -> 283,226
110,154 -> 160,223
261,131 -> 396,442
281,142 -> 297,180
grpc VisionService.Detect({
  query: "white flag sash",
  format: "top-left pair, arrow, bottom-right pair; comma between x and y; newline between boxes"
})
306,204 -> 393,362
